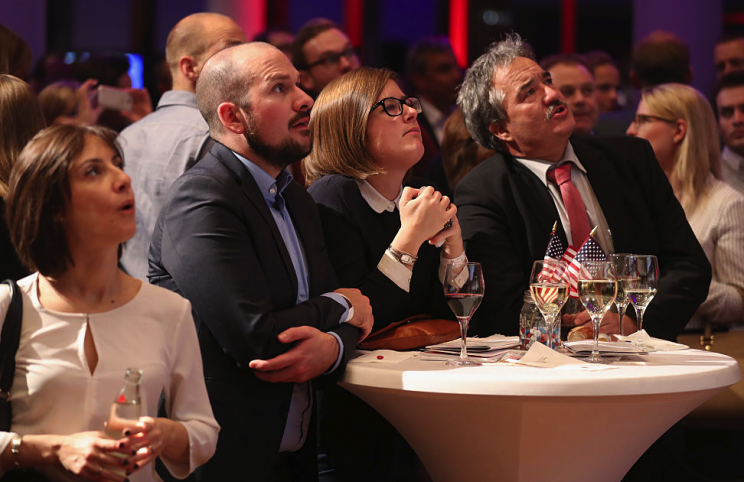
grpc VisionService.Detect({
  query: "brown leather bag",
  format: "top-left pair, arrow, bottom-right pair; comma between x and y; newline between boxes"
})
358,314 -> 461,351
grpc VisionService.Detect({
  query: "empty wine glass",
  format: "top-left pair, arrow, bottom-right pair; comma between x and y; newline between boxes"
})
608,253 -> 635,337
627,255 -> 659,342
577,260 -> 617,363
529,259 -> 570,350
443,262 -> 485,366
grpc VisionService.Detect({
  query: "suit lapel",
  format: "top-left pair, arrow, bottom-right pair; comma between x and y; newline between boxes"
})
506,157 -> 567,259
212,143 -> 299,297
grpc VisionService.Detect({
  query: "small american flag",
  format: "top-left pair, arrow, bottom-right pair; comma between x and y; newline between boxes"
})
565,232 -> 606,298
541,222 -> 577,282
544,222 -> 564,261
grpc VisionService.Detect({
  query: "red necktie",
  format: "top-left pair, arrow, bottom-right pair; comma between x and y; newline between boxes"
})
547,163 -> 591,247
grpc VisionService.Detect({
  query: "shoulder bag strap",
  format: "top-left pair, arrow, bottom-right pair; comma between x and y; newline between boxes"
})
0,280 -> 23,401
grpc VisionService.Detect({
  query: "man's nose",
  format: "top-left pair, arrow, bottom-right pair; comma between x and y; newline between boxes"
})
733,108 -> 744,125
338,54 -> 352,72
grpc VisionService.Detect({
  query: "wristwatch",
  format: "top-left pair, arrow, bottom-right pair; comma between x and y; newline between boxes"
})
388,245 -> 418,267
11,433 -> 22,467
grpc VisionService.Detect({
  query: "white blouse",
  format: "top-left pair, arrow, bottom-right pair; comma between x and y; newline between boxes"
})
0,274 -> 219,481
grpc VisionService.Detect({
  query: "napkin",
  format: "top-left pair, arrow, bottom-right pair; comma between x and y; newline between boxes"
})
614,329 -> 688,351
350,350 -> 417,364
518,342 -> 587,367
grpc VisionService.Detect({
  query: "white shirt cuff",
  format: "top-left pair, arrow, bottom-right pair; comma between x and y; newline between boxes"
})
439,250 -> 468,284
378,250 -> 412,292
321,292 -> 351,323
325,331 -> 344,373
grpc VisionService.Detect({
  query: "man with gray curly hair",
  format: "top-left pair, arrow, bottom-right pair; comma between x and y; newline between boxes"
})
454,33 -> 711,344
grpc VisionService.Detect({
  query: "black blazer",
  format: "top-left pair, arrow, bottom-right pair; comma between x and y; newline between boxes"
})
148,141 -> 360,481
455,135 -> 711,341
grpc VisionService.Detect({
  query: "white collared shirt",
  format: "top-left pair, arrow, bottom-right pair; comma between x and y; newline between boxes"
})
514,142 -> 615,254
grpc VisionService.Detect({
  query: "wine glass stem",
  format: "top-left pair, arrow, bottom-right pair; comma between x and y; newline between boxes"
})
635,306 -> 645,333
457,316 -> 470,361
592,314 -> 601,360
547,313 -> 559,349
617,303 -> 627,337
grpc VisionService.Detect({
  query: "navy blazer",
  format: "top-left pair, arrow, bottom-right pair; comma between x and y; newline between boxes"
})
148,141 -> 359,481
455,135 -> 711,341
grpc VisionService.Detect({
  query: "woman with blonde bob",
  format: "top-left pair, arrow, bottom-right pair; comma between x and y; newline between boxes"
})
305,67 -> 464,481
1,125 -> 218,481
627,83 -> 744,326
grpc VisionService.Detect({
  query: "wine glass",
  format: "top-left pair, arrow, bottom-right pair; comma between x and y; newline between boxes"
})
608,253 -> 635,337
443,262 -> 485,366
529,260 -> 570,350
577,260 -> 618,363
627,255 -> 659,341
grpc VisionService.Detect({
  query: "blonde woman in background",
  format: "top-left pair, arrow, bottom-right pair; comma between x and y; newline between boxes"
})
627,83 -> 744,327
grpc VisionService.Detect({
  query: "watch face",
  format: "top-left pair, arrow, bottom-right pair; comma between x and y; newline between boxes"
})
401,254 -> 413,264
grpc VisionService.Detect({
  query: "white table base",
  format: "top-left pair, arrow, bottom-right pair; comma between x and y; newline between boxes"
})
341,382 -> 724,482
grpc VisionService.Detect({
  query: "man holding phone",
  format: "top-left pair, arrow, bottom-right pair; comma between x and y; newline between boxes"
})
119,12 -> 246,280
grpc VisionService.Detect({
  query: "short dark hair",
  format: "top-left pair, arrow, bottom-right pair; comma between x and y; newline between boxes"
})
291,18 -> 340,70
539,53 -> 592,73
584,50 -> 619,71
406,36 -> 455,77
253,27 -> 294,43
716,34 -> 744,48
632,30 -> 690,87
196,43 -> 260,135
714,70 -> 744,100
5,125 -> 121,276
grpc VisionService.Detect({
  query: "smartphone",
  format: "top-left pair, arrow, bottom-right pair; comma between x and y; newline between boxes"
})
96,85 -> 133,112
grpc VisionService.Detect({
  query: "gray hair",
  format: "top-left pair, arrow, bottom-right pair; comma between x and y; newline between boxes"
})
457,33 -> 534,151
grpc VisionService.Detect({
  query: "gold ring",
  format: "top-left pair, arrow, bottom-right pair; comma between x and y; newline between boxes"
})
97,465 -> 103,476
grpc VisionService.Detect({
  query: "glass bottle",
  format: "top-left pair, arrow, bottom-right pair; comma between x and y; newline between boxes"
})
104,367 -> 143,472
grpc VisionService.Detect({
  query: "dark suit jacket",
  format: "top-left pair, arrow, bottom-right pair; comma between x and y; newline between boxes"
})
148,141 -> 360,481
455,135 -> 711,341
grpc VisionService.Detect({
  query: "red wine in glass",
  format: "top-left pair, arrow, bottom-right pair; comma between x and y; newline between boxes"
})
445,293 -> 484,318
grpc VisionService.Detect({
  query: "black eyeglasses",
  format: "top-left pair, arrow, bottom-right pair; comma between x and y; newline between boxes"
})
369,96 -> 423,117
306,46 -> 359,69
632,114 -> 676,126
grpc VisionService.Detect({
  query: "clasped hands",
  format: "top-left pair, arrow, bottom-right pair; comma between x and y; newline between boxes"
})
58,417 -> 165,481
397,186 -> 463,257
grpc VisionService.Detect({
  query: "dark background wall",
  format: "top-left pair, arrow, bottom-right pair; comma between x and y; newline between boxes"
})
1,0 -> 740,98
